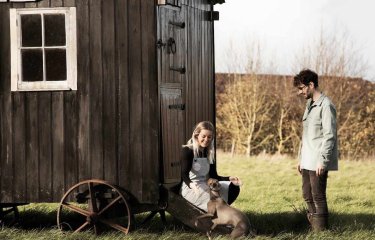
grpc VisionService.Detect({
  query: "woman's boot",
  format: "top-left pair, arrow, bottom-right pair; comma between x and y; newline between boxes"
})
306,212 -> 314,224
306,202 -> 315,225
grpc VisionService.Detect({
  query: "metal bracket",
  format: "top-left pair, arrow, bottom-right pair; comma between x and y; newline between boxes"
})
169,66 -> 186,74
169,21 -> 185,29
168,104 -> 185,110
205,11 -> 219,21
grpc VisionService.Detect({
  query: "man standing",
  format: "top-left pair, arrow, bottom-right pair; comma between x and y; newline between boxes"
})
293,69 -> 338,231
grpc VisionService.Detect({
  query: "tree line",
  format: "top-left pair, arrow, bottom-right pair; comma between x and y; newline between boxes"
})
215,30 -> 374,159
215,73 -> 375,159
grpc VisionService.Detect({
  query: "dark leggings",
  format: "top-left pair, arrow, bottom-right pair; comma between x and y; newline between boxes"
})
227,183 -> 240,205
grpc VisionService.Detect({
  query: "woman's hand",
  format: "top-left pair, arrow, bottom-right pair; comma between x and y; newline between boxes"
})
189,182 -> 200,195
229,176 -> 242,186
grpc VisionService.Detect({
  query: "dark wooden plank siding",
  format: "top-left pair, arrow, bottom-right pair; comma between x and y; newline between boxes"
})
51,0 -> 62,7
37,0 -> 49,8
64,91 -> 78,196
12,0 -> 27,202
51,93 -> 65,201
116,0 -> 131,195
0,2 -> 14,203
128,0 -> 143,198
184,3 -> 215,132
89,0 -> 104,181
102,0 -> 118,184
62,0 -> 78,196
38,92 -> 52,201
141,0 -> 159,202
76,0 -> 91,182
25,93 -> 39,202
12,93 -> 26,202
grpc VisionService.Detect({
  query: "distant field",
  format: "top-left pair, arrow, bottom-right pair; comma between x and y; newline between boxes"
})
1,152 -> 374,239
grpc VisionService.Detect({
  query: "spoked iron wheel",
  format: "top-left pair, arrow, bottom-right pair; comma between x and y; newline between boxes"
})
57,179 -> 132,235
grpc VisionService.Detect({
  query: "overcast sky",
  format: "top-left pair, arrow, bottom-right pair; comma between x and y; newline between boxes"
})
214,0 -> 375,81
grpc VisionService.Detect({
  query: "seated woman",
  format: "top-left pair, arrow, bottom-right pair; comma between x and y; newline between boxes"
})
180,121 -> 242,211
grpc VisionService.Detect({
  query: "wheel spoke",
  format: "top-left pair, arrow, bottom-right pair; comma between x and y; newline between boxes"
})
88,183 -> 98,213
93,224 -> 99,235
98,196 -> 122,216
62,202 -> 90,217
99,219 -> 129,234
74,221 -> 90,233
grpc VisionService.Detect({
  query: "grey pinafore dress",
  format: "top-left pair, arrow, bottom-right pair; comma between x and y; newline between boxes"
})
180,157 -> 230,211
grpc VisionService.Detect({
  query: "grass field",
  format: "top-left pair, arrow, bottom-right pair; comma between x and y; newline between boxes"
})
1,152 -> 374,239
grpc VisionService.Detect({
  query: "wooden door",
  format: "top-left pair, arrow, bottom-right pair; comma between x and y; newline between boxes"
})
158,5 -> 186,184
160,88 -> 185,183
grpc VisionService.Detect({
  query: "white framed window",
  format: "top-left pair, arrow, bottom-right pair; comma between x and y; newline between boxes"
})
10,7 -> 77,91
1,1 -> 38,2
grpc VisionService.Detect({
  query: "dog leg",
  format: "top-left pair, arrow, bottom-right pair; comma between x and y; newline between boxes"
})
230,221 -> 249,239
206,231 -> 212,240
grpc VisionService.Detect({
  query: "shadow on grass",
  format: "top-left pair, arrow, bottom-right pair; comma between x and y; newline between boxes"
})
3,207 -> 375,236
245,211 -> 375,236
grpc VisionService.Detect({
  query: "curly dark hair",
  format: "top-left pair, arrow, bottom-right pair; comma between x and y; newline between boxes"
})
293,69 -> 319,88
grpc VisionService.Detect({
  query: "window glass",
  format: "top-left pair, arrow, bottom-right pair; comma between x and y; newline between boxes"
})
21,49 -> 43,82
21,14 -> 42,47
44,14 -> 66,46
45,49 -> 67,81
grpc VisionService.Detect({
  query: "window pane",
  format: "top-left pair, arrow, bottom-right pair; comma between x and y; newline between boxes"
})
44,14 -> 66,46
21,49 -> 43,82
21,14 -> 42,47
45,49 -> 67,81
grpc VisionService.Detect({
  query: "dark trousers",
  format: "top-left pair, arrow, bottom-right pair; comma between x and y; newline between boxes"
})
227,183 -> 240,205
302,169 -> 328,214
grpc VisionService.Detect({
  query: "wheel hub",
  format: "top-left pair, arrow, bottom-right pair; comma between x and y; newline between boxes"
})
87,212 -> 99,224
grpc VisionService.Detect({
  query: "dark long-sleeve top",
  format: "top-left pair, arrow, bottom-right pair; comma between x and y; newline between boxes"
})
181,146 -> 230,187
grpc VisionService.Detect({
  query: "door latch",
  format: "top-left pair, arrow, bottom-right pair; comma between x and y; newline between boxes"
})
156,39 -> 166,49
166,38 -> 176,54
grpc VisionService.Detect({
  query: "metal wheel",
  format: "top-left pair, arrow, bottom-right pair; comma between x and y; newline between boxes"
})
57,179 -> 132,234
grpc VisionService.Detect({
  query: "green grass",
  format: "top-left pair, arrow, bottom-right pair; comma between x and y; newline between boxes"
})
1,153 -> 374,239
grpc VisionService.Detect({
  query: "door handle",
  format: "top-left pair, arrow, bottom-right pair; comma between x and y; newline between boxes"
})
167,38 -> 176,54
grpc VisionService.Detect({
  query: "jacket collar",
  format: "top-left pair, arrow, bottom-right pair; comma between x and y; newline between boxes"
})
303,93 -> 326,120
307,92 -> 325,108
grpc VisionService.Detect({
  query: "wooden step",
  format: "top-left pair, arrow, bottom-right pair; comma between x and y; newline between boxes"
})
165,190 -> 231,235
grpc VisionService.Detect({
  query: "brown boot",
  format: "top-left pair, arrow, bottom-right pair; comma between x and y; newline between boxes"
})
311,213 -> 328,231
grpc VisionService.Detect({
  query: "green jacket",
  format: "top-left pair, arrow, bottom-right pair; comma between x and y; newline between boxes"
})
300,93 -> 338,171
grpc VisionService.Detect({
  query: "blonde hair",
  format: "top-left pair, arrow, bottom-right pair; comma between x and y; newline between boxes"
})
183,121 -> 215,164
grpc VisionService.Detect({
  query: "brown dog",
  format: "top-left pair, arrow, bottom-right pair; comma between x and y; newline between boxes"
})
195,178 -> 251,239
